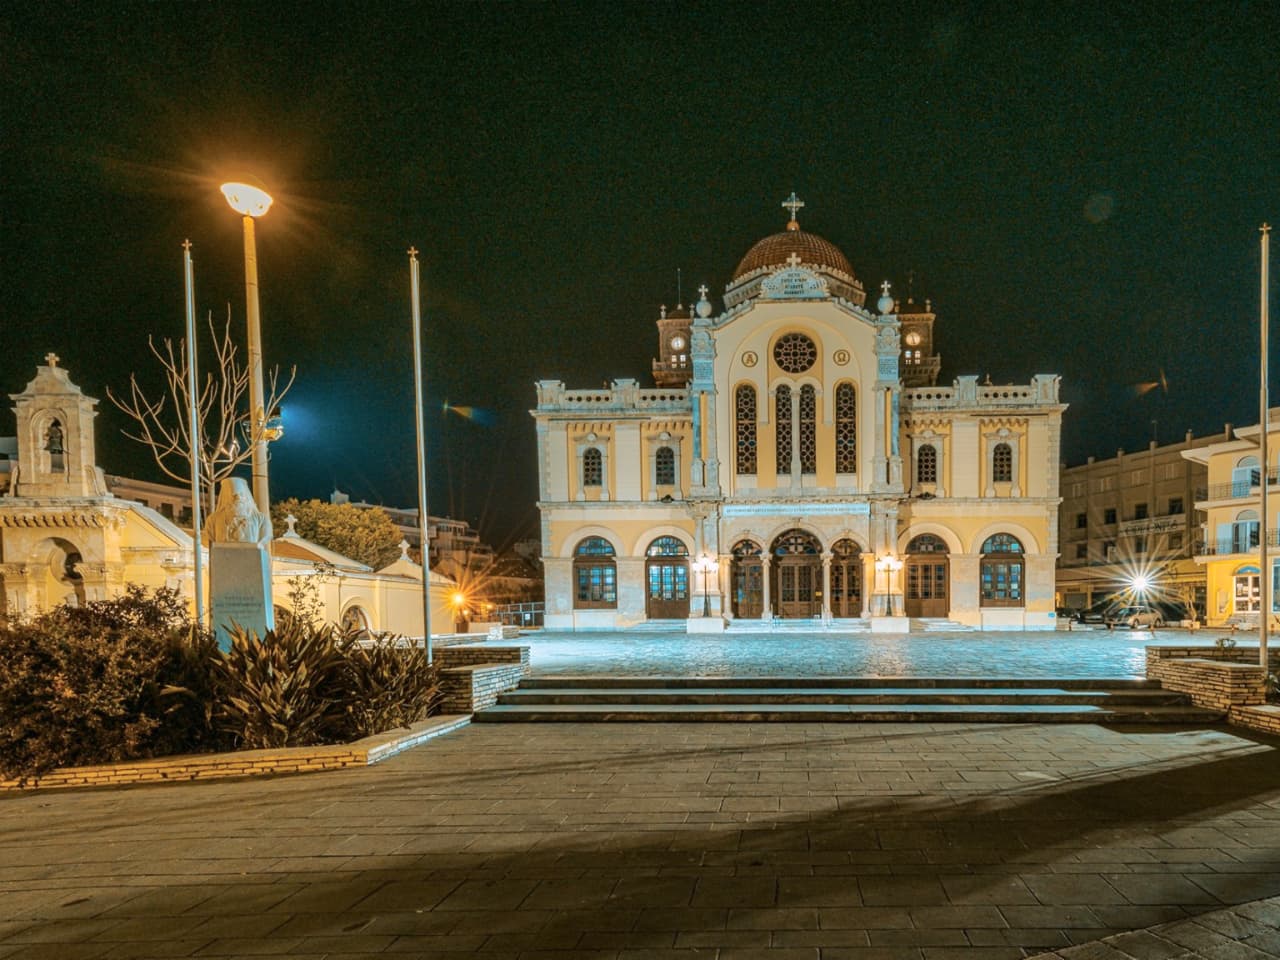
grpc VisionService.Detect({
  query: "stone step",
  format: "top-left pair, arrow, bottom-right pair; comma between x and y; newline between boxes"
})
474,702 -> 1223,724
518,676 -> 1163,690
496,686 -> 1192,707
474,676 -> 1222,725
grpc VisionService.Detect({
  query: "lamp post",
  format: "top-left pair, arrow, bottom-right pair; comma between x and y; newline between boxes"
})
876,555 -> 903,616
695,554 -> 719,617
220,181 -> 274,516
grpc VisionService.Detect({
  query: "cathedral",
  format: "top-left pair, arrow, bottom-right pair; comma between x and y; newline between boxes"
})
532,196 -> 1065,631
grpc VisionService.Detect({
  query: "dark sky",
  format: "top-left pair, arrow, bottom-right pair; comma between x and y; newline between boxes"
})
4,2 -> 1279,545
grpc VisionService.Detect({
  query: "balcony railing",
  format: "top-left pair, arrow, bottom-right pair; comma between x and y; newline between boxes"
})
1199,467 -> 1280,502
1197,529 -> 1280,556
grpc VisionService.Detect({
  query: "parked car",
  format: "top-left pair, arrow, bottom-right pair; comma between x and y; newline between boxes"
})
1074,599 -> 1124,624
1105,605 -> 1163,629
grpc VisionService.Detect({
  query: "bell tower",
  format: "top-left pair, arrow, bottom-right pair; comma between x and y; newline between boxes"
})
652,302 -> 693,387
10,354 -> 107,498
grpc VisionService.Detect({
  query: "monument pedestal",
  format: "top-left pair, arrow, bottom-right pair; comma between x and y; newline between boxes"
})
210,541 -> 274,649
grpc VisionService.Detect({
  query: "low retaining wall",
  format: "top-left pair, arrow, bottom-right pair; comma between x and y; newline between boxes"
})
437,643 -> 531,713
1146,646 -> 1279,731
2,714 -> 470,792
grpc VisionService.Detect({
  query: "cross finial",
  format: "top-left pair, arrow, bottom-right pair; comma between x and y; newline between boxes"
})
407,246 -> 419,259
782,191 -> 804,223
182,238 -> 192,253
44,352 -> 59,367
785,252 -> 802,268
399,538 -> 411,560
284,513 -> 299,536
881,280 -> 892,297
697,284 -> 709,299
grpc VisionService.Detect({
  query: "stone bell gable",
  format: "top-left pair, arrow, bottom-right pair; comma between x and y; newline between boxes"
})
9,353 -> 108,499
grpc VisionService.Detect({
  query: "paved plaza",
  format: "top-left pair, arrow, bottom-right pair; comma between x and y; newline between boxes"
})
505,629 -> 1218,679
4,717 -> 1280,958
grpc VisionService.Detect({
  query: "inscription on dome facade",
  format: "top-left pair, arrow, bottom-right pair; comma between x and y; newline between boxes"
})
761,267 -> 828,300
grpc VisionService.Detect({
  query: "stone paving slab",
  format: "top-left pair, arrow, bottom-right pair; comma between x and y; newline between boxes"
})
2,721 -> 1280,957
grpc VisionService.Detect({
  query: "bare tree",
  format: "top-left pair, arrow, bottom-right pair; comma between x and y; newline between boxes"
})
109,310 -> 295,511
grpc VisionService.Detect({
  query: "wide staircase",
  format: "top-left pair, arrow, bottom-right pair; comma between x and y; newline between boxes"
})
472,676 -> 1222,725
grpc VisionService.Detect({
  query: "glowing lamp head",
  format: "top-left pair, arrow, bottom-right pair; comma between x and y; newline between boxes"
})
221,182 -> 273,217
451,591 -> 467,609
1130,574 -> 1151,594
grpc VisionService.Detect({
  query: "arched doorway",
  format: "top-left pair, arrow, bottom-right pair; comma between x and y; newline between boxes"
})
731,540 -> 763,618
645,536 -> 689,619
573,536 -> 617,610
1234,564 -> 1261,614
772,529 -> 821,618
905,533 -> 948,617
830,538 -> 863,617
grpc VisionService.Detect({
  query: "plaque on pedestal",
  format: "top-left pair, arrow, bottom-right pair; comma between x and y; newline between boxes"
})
210,542 -> 274,649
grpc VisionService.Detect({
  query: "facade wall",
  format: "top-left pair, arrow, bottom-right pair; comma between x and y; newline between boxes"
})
534,245 -> 1065,632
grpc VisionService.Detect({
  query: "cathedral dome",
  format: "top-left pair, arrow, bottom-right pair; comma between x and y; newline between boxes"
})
732,226 -> 856,281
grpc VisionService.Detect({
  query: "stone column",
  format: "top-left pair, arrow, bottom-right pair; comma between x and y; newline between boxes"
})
821,552 -> 832,621
760,554 -> 772,620
861,552 -> 876,618
948,552 -> 982,626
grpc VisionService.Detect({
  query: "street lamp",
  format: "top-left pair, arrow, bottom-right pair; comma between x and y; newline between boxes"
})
876,555 -> 903,616
694,554 -> 719,617
220,180 -> 274,516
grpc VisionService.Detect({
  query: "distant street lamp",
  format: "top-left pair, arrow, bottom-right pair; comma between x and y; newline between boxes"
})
694,554 -> 719,617
220,181 -> 274,516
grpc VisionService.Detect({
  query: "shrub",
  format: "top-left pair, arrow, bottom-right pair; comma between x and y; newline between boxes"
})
331,635 -> 441,740
212,623 -> 441,750
0,586 -> 218,782
212,619 -> 346,750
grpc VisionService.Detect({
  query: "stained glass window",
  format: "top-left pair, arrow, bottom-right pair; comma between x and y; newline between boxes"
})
992,442 -> 1013,483
799,385 -> 816,474
773,333 -> 817,373
835,382 -> 856,473
655,446 -> 675,485
775,385 -> 792,475
917,444 -> 937,484
583,447 -> 602,487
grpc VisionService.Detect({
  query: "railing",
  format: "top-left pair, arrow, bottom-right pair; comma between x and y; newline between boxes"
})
490,601 -> 544,628
1117,514 -> 1184,535
1200,468 -> 1280,502
1197,529 -> 1280,555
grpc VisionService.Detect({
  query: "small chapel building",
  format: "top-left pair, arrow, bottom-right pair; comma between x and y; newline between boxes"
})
532,196 -> 1066,631
0,355 -> 455,635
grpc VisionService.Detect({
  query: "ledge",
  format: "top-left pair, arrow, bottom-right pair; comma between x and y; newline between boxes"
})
2,713 -> 471,792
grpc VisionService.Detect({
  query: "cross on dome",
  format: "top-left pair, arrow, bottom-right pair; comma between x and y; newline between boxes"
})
407,246 -> 419,259
44,352 -> 59,367
782,191 -> 805,224
785,253 -> 802,268
697,284 -> 709,299
881,280 -> 892,297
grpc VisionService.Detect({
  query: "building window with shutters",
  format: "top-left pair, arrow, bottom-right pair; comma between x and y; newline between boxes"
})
655,446 -> 675,486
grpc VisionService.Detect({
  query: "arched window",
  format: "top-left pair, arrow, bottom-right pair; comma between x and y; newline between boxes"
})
735,384 -> 757,475
907,533 -> 949,554
835,382 -> 856,473
573,536 -> 617,609
799,385 -> 816,474
980,533 -> 1024,607
655,446 -> 675,486
582,447 -> 602,487
917,444 -> 937,484
775,385 -> 792,475
992,442 -> 1013,483
645,536 -> 688,557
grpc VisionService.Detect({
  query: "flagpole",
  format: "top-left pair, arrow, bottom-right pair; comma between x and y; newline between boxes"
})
1261,223 -> 1271,670
409,247 -> 432,663
182,240 -> 204,630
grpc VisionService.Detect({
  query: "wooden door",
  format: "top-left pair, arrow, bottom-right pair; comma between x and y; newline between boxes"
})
776,558 -> 820,617
831,558 -> 862,617
905,558 -> 948,617
732,559 -> 763,619
646,559 -> 689,619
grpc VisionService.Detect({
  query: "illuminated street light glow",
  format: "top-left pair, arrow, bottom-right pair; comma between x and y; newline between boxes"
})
220,182 -> 274,218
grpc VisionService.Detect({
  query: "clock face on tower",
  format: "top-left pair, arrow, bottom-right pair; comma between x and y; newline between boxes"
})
670,335 -> 686,352
904,331 -> 922,347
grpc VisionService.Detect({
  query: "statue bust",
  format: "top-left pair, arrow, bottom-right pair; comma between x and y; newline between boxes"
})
204,477 -> 272,547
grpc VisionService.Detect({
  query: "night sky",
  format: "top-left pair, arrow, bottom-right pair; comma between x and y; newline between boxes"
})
5,2 -> 1279,545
